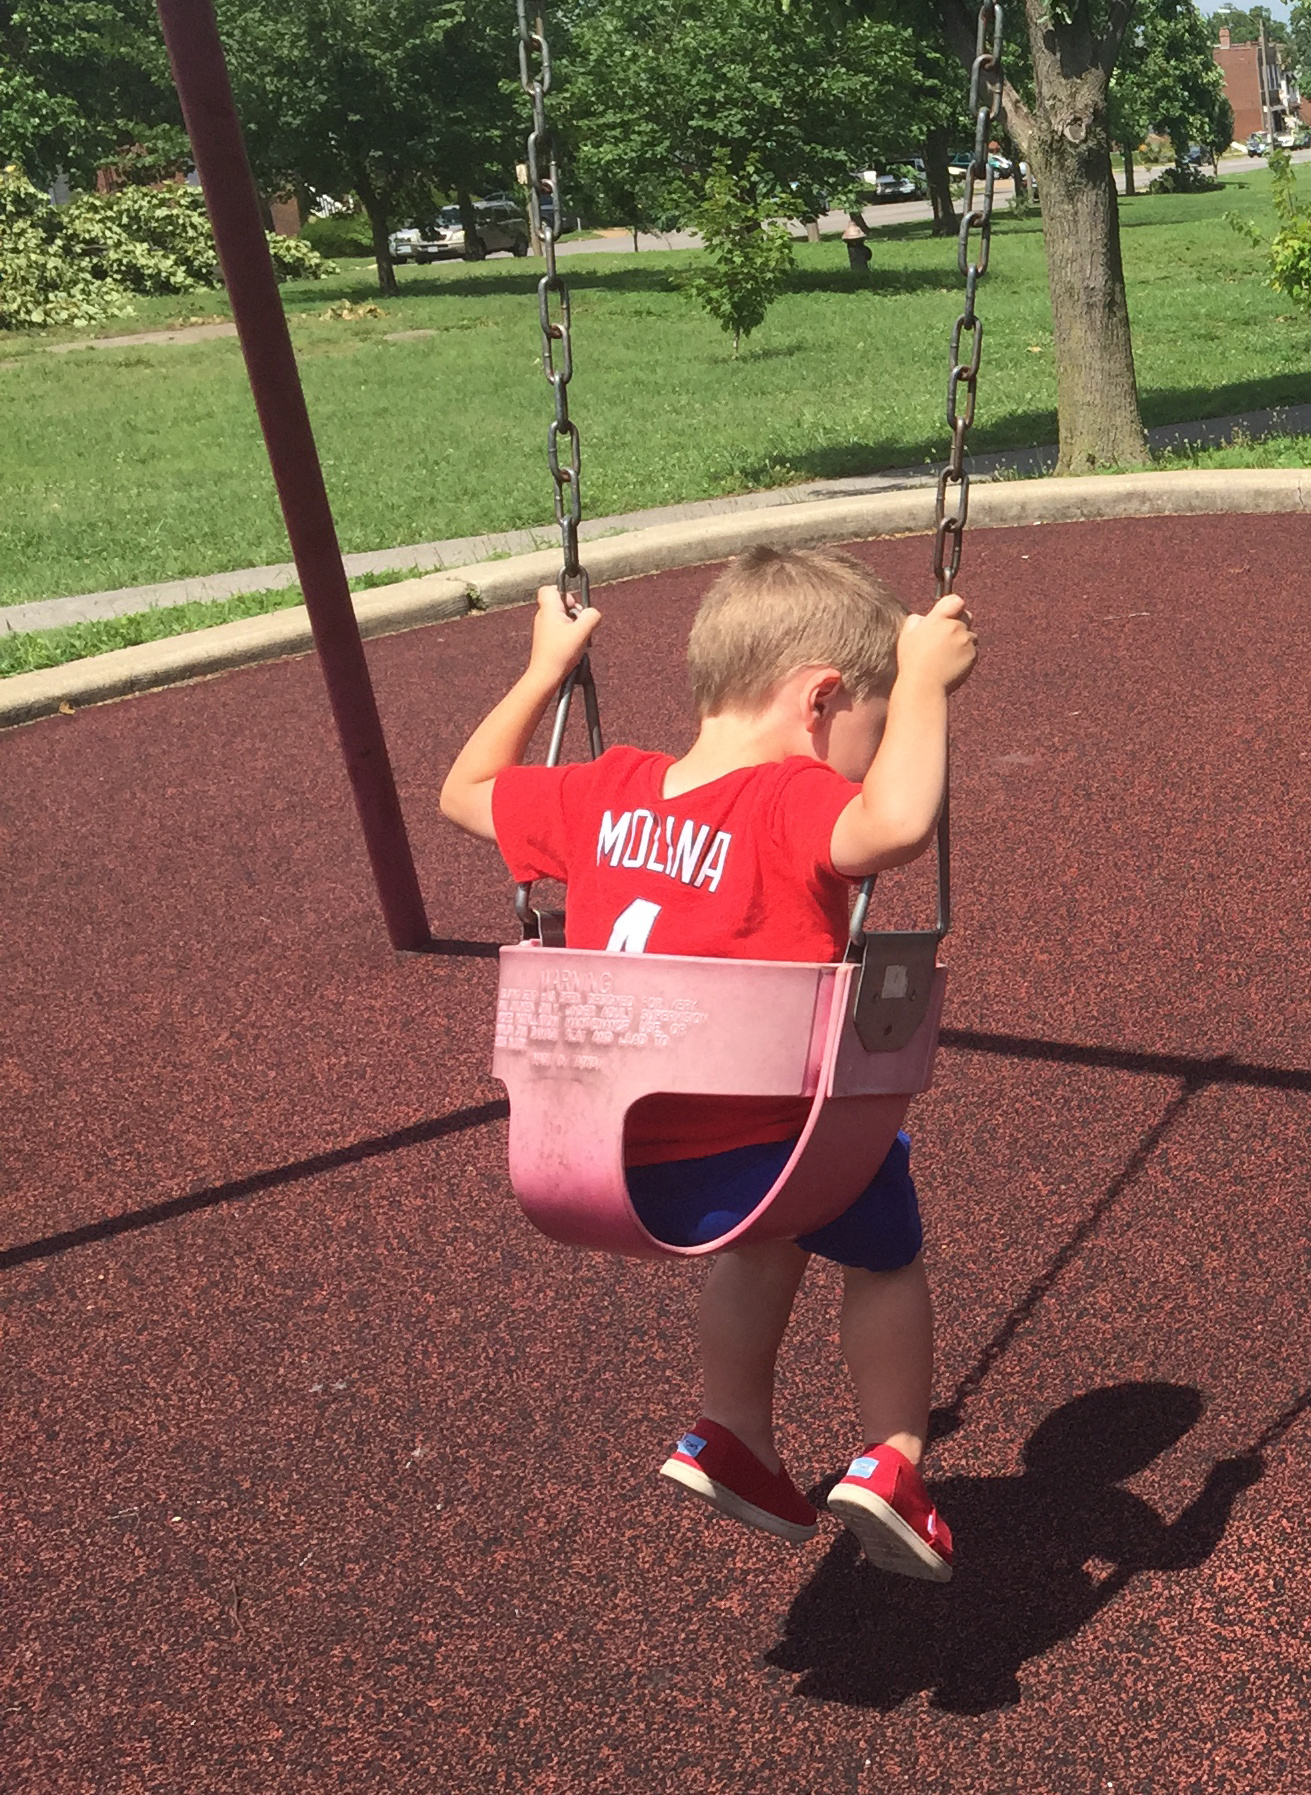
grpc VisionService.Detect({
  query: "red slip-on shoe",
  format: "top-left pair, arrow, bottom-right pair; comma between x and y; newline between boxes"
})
659,1418 -> 819,1544
827,1442 -> 953,1582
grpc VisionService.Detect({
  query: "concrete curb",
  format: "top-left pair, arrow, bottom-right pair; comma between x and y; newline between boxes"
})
4,468 -> 1308,730
0,572 -> 471,730
440,465 -> 1311,611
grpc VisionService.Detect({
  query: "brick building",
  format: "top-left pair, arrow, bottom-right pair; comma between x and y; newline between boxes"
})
1212,26 -> 1311,141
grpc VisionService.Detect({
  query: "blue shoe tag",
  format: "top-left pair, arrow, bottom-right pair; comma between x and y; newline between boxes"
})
847,1455 -> 879,1479
676,1432 -> 707,1458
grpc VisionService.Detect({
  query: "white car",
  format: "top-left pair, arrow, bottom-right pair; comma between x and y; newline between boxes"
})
389,201 -> 529,264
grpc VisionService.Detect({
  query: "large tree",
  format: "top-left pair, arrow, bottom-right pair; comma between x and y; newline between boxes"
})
555,0 -> 922,232
1206,5 -> 1286,46
0,0 -> 179,186
217,0 -> 514,295
1288,0 -> 1311,89
933,0 -> 1148,472
1112,0 -> 1234,192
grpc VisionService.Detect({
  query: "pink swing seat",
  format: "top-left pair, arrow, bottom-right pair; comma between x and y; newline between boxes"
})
494,934 -> 946,1259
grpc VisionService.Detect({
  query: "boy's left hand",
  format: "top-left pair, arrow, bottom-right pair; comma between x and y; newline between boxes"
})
529,584 -> 603,685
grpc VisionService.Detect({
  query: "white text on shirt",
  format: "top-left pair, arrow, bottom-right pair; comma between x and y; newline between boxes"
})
596,809 -> 731,894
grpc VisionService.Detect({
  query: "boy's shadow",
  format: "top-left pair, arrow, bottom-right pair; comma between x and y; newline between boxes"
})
767,1383 -> 1263,1713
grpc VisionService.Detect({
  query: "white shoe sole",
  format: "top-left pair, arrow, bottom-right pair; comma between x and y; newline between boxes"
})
827,1481 -> 953,1582
659,1456 -> 818,1544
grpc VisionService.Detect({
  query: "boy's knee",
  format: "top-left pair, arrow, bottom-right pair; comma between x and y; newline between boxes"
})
843,1251 -> 924,1289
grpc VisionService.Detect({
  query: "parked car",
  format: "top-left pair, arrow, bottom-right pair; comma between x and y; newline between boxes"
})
536,195 -> 580,235
1246,132 -> 1269,157
855,163 -> 926,202
947,150 -> 1014,179
483,188 -> 579,235
872,171 -> 922,201
388,200 -> 529,264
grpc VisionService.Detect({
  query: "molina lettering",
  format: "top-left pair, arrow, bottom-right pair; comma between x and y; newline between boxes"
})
621,809 -> 656,869
694,831 -> 731,893
593,809 -> 730,891
666,818 -> 710,884
597,810 -> 631,866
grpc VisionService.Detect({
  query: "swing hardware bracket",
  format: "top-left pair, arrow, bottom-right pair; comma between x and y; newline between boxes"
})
853,931 -> 941,1053
514,883 -> 566,946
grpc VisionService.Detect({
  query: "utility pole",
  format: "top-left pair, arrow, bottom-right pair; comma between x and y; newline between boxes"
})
1259,20 -> 1276,142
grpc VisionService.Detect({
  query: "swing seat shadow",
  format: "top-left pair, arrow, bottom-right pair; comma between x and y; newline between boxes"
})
767,1382 -> 1263,1714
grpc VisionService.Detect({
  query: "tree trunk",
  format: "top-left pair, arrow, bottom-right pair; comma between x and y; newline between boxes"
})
938,0 -> 1146,473
924,124 -> 957,235
1031,127 -> 1145,472
1123,144 -> 1136,197
354,170 -> 398,297
1025,3 -> 1144,471
457,188 -> 480,259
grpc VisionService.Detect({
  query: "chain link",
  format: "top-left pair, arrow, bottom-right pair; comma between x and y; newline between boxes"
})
514,2 -> 602,937
933,0 -> 1004,596
517,0 -> 592,619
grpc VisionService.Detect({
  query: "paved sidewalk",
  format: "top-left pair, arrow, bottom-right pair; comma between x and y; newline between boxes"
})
4,403 -> 1310,638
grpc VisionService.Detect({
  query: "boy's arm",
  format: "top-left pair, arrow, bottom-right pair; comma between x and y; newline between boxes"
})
439,586 -> 602,842
829,593 -> 976,879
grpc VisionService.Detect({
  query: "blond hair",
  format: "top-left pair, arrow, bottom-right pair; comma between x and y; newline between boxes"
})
687,546 -> 907,716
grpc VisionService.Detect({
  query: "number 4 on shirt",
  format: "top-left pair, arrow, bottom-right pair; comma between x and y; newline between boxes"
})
606,898 -> 662,953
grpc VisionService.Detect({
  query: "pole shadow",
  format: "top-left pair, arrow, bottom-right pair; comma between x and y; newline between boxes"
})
769,1382 -> 1263,1713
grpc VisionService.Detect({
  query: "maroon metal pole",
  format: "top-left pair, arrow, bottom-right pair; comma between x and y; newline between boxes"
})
154,0 -> 430,951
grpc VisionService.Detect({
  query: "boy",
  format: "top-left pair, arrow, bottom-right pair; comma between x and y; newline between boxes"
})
440,547 -> 976,1581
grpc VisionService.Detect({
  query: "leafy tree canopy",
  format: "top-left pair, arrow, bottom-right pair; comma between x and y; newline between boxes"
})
1112,0 -> 1234,159
0,0 -> 180,186
1288,0 -> 1311,88
554,0 -> 923,229
1206,4 -> 1287,44
217,0 -> 517,291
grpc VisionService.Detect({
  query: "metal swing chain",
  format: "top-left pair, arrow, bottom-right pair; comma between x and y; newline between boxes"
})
849,0 -> 1002,954
935,0 -> 1004,599
515,0 -> 603,938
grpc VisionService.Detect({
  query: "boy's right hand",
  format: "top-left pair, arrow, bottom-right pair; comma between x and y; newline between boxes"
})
529,584 -> 603,686
898,593 -> 977,694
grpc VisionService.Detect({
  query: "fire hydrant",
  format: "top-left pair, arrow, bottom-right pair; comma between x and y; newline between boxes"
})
843,220 -> 871,273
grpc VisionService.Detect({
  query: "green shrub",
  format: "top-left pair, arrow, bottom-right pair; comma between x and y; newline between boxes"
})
62,185 -> 222,293
0,167 -> 133,330
1226,146 -> 1311,310
302,209 -> 374,258
268,231 -> 336,281
0,169 -> 335,331
1270,218 -> 1311,302
1151,162 -> 1221,195
685,155 -> 795,355
1266,145 -> 1311,309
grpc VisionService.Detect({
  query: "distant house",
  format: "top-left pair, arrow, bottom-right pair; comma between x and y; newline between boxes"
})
93,157 -> 301,234
1213,25 -> 1311,141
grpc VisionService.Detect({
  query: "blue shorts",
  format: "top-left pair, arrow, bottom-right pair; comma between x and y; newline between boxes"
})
625,1131 -> 922,1271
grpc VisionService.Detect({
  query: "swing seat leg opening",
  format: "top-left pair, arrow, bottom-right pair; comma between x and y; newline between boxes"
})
494,943 -> 946,1260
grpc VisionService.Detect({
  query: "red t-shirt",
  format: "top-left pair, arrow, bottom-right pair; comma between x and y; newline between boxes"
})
493,746 -> 861,1163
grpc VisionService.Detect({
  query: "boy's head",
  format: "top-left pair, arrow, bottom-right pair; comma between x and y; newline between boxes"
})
687,546 -> 907,717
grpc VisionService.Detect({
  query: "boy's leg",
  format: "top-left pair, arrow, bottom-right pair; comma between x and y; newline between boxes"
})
839,1253 -> 933,1465
698,1239 -> 810,1473
830,1251 -> 951,1580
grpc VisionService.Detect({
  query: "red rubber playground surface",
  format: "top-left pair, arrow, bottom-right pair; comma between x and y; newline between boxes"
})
2,512 -> 1310,1794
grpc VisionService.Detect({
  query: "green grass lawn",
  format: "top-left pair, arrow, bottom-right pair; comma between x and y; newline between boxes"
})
2,164 -> 1310,613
